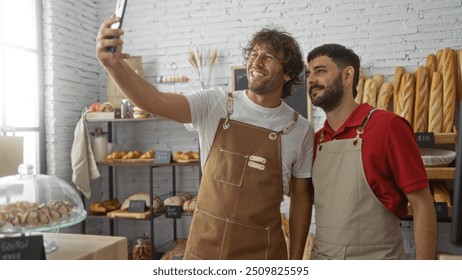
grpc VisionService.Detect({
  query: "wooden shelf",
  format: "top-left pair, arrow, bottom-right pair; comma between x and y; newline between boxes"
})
425,167 -> 456,179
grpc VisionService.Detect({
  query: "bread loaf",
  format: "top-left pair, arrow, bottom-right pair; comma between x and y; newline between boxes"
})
376,82 -> 393,111
436,49 -> 443,74
428,72 -> 443,133
355,75 -> 365,104
457,49 -> 462,103
431,181 -> 451,206
372,73 -> 384,89
413,66 -> 429,132
164,193 -> 192,207
426,54 -> 437,87
363,78 -> 378,107
182,197 -> 197,213
399,72 -> 415,126
441,48 -> 456,132
393,66 -> 406,115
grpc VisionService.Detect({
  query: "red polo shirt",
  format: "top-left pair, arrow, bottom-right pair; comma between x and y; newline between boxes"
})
314,103 -> 429,218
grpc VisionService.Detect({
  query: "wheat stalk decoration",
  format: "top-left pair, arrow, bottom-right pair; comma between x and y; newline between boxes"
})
188,48 -> 218,89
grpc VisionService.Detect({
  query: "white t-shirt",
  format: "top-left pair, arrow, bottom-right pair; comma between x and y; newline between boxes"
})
185,88 -> 314,195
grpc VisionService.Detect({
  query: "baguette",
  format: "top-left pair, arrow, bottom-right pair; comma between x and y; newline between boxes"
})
372,73 -> 384,89
428,72 -> 443,133
413,66 -> 429,132
457,49 -> 462,103
355,68 -> 365,104
436,49 -> 443,74
441,48 -> 456,132
399,72 -> 415,127
431,181 -> 451,206
393,66 -> 406,115
363,78 -> 378,107
426,53 -> 437,87
376,82 -> 393,111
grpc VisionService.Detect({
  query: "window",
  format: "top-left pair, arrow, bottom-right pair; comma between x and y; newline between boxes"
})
0,0 -> 45,173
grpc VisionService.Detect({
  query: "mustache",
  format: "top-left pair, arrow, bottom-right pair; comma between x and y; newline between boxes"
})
309,84 -> 324,94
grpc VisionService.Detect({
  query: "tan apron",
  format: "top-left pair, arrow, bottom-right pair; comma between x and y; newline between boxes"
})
184,92 -> 298,260
311,109 -> 406,260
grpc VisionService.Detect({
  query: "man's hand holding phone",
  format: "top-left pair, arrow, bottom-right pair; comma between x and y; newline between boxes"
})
95,16 -> 129,69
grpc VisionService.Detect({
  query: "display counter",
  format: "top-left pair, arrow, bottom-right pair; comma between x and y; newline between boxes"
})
43,232 -> 127,260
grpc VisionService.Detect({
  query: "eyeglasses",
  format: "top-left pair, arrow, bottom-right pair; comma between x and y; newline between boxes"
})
247,51 -> 279,64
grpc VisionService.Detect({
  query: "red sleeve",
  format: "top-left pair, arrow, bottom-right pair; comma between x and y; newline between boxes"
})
385,116 -> 429,194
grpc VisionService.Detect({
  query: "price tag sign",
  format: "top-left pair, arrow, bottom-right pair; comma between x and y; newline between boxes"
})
434,202 -> 449,219
165,206 -> 182,218
0,235 -> 46,260
154,150 -> 172,164
128,200 -> 146,213
415,132 -> 435,147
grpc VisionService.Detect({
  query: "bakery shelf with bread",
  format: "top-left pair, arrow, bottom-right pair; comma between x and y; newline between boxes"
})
81,115 -> 201,259
356,47 -> 460,181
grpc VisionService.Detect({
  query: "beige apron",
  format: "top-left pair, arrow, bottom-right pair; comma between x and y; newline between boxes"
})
311,109 -> 406,260
184,92 -> 298,260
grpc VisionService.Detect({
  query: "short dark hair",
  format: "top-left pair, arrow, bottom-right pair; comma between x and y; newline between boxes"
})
307,44 -> 361,98
242,27 -> 304,98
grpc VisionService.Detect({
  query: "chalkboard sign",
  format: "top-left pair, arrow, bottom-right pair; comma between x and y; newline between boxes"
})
165,205 -> 182,218
154,150 -> 172,164
128,199 -> 146,212
0,235 -> 46,260
231,66 -> 309,119
434,202 -> 449,219
415,132 -> 435,148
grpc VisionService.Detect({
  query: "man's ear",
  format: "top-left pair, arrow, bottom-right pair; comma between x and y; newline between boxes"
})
343,66 -> 354,86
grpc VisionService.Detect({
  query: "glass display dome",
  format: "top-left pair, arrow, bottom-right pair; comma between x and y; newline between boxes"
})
0,164 -> 86,234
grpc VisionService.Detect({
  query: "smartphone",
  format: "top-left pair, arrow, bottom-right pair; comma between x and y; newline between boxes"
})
108,0 -> 128,53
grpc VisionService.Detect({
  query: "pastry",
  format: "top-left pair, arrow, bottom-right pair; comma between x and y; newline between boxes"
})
140,149 -> 155,159
89,201 -> 107,214
428,72 -> 443,133
100,102 -> 114,112
413,66 -> 429,132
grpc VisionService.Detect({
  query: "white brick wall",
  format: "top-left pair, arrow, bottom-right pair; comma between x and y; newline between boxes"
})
43,0 -> 462,257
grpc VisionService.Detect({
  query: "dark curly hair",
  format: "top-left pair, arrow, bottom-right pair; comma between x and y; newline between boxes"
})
242,27 -> 304,98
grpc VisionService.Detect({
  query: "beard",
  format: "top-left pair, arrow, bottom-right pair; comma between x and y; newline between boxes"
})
310,74 -> 344,113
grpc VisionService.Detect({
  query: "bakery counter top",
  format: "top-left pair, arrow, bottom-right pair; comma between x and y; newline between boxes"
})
43,232 -> 128,260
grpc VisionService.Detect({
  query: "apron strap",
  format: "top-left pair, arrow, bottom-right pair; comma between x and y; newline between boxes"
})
353,108 -> 377,145
279,111 -> 299,135
318,108 -> 377,150
223,92 -> 299,137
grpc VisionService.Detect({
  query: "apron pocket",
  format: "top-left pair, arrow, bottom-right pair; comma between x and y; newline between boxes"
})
186,209 -> 269,260
222,218 -> 270,260
213,148 -> 248,187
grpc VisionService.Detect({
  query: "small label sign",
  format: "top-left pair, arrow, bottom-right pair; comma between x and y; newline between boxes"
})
0,235 -> 46,260
128,200 -> 146,213
165,206 -> 182,218
415,133 -> 435,147
434,202 -> 449,219
155,150 -> 172,164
